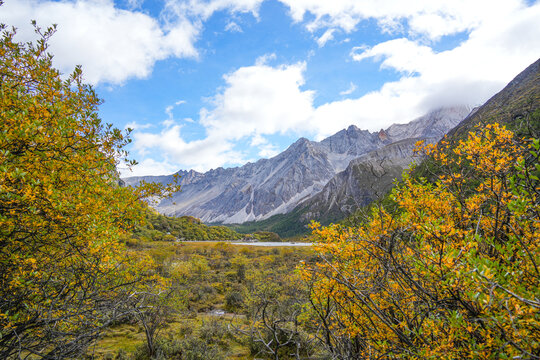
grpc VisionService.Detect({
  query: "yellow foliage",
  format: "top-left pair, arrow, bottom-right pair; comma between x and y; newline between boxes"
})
302,123 -> 540,358
0,25 -> 177,358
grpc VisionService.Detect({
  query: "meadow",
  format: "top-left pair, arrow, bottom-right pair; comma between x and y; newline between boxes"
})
90,241 -> 323,360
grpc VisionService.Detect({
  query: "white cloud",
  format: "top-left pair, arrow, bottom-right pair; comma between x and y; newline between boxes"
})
351,39 -> 435,74
250,134 -> 280,157
165,100 -> 187,119
255,53 -> 277,65
125,122 -> 153,131
250,134 -> 267,146
307,3 -> 540,138
339,82 -> 357,96
316,28 -> 336,47
3,0 -> 533,88
131,120 -> 247,173
0,0 -> 199,85
348,2 -> 540,113
257,143 -> 280,158
129,59 -> 314,174
124,0 -> 144,10
277,0 -> 526,40
165,106 -> 175,120
127,0 -> 531,50
10,0 -> 536,174
310,78 -> 428,139
124,158 -> 179,177
161,119 -> 176,128
164,0 -> 263,21
225,20 -> 243,32
131,0 -> 540,172
200,60 -> 315,140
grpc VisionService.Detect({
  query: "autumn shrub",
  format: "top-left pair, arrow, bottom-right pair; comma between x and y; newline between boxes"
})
0,25 -> 177,358
131,330 -> 227,360
177,337 -> 225,360
302,122 -> 539,359
225,290 -> 244,312
199,318 -> 231,348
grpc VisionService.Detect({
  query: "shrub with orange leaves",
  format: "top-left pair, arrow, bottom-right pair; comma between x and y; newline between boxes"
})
0,25 -> 179,358
301,121 -> 540,359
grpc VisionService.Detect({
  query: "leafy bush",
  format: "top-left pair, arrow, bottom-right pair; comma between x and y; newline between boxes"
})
303,123 -> 540,359
0,24 -> 177,359
225,290 -> 244,312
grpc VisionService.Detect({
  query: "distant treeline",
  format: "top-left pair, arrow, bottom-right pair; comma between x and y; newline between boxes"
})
131,212 -> 281,242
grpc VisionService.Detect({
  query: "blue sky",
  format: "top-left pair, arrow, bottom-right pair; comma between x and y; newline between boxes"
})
1,0 -> 540,176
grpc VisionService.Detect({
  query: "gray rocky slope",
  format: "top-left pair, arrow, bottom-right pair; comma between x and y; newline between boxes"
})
123,106 -> 470,224
298,137 -> 431,224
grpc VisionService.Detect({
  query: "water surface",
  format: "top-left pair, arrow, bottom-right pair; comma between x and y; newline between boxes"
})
230,241 -> 312,247
184,241 -> 312,247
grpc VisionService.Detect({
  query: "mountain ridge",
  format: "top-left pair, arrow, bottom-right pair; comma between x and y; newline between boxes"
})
447,58 -> 540,139
123,105 -> 470,225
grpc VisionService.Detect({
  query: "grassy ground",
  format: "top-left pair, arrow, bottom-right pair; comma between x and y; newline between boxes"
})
89,241 -> 316,359
91,314 -> 252,359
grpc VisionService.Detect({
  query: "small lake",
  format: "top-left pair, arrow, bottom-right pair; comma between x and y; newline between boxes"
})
184,241 -> 312,247
230,241 -> 312,247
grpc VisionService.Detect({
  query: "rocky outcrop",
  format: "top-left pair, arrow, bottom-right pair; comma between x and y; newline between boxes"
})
298,137 -> 437,223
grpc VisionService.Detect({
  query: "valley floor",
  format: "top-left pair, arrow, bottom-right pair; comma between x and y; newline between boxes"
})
88,241 -> 320,360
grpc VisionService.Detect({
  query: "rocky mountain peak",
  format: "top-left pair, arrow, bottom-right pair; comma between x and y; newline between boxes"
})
286,137 -> 318,156
378,129 -> 389,141
123,106 -> 470,225
346,124 -> 360,133
292,137 -> 311,147
385,105 -> 471,141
